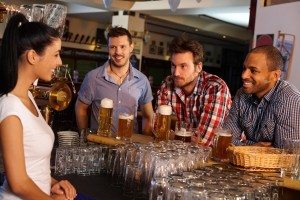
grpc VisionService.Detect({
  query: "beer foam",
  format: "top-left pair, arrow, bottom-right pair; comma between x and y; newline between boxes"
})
219,133 -> 232,137
176,128 -> 193,136
158,105 -> 172,115
101,98 -> 113,108
119,113 -> 134,120
216,128 -> 232,137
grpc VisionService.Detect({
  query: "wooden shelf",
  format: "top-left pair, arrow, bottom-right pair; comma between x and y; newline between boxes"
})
62,41 -> 108,53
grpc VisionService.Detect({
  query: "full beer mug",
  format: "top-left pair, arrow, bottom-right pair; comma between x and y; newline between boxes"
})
211,128 -> 232,162
174,128 -> 193,143
117,112 -> 134,141
154,105 -> 172,141
97,98 -> 113,137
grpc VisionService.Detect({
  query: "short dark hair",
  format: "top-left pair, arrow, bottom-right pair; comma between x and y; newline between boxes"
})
249,45 -> 284,71
0,13 -> 60,95
107,26 -> 132,45
168,35 -> 204,64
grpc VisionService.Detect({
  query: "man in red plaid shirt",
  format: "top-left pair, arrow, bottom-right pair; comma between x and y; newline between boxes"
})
156,36 -> 232,146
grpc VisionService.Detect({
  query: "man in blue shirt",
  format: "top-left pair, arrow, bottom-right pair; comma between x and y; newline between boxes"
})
75,27 -> 153,135
223,45 -> 300,148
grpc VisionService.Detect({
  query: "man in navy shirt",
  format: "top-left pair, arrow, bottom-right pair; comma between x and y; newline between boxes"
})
224,45 -> 300,148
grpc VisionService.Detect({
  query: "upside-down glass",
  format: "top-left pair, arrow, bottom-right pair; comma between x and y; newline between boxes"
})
107,147 -> 117,175
281,138 -> 300,179
31,4 -> 45,22
43,3 -> 67,37
89,145 -> 102,175
55,148 -> 66,176
290,139 -> 300,179
166,181 -> 189,200
77,147 -> 91,176
112,146 -> 126,186
149,177 -> 169,200
123,164 -> 134,197
19,4 -> 32,21
65,147 -> 76,174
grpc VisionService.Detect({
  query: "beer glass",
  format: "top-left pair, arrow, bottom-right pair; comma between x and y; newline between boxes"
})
31,4 -> 45,22
43,3 -> 67,38
154,105 -> 172,141
117,111 -> 134,141
211,128 -> 232,162
19,4 -> 32,22
174,128 -> 193,143
97,98 -> 113,137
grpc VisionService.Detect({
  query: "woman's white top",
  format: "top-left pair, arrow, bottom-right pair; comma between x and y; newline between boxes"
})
0,92 -> 54,199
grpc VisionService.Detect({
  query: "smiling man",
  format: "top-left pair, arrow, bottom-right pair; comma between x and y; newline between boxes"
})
75,26 -> 153,135
156,36 -> 232,146
223,45 -> 300,148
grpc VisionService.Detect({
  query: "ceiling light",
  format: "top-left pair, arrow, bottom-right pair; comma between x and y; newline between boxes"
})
208,13 -> 249,27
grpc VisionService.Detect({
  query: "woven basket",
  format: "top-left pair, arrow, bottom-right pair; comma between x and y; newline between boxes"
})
227,146 -> 296,170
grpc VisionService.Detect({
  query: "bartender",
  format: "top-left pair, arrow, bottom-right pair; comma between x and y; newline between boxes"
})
75,26 -> 153,135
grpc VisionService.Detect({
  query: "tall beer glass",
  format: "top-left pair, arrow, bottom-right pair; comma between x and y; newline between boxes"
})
117,113 -> 134,141
154,105 -> 172,141
97,98 -> 113,137
211,128 -> 232,162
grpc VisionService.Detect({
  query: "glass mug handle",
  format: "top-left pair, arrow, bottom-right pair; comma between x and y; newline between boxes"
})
212,134 -> 219,160
213,134 -> 219,148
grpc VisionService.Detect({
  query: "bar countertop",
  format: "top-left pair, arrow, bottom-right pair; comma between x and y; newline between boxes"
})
55,173 -> 300,200
54,133 -> 300,200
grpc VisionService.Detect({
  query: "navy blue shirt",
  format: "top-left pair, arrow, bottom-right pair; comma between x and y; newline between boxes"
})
224,80 -> 300,148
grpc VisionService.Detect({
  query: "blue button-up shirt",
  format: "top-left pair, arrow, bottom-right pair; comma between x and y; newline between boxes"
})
223,80 -> 300,148
77,61 -> 153,134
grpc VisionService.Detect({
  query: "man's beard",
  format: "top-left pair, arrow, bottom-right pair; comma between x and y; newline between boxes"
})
173,75 -> 197,88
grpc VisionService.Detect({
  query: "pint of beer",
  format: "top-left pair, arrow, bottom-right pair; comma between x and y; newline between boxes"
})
174,128 -> 193,143
211,128 -> 232,162
97,98 -> 113,137
117,113 -> 134,141
155,105 -> 172,141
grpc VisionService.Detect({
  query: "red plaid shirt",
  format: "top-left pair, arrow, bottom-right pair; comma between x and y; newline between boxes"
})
156,71 -> 232,146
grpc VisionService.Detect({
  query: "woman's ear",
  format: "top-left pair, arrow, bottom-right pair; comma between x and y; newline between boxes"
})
26,50 -> 38,65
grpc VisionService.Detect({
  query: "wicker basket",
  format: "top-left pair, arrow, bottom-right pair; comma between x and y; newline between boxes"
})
227,146 -> 296,170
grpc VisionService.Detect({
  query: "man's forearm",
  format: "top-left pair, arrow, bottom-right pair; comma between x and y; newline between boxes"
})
142,118 -> 152,136
76,114 -> 89,130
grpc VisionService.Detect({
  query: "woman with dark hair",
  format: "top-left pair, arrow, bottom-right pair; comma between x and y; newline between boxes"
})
0,13 -> 76,199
